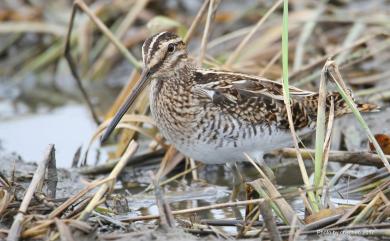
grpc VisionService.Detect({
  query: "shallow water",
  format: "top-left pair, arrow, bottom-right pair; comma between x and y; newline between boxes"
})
0,104 -> 97,167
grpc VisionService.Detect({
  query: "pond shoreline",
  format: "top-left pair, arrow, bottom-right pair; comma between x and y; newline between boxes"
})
0,149 -> 385,241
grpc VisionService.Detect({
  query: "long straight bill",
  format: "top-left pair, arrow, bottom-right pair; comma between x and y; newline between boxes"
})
100,69 -> 150,143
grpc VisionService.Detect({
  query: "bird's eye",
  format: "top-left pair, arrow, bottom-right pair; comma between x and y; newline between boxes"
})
167,44 -> 175,52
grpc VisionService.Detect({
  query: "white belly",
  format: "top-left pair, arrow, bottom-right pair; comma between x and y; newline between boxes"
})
170,126 -> 312,164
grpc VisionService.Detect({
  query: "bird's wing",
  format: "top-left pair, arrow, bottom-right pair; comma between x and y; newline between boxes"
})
192,69 -> 316,129
193,69 -> 315,101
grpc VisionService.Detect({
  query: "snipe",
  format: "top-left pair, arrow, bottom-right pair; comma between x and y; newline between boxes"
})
101,31 -> 376,164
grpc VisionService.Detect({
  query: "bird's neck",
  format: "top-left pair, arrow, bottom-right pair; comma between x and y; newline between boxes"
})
151,63 -> 195,91
148,63 -> 199,140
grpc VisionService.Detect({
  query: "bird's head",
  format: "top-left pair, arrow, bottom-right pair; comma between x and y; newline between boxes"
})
100,32 -> 188,143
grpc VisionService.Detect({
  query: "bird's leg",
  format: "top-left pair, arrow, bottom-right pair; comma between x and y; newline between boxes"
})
228,162 -> 244,202
227,162 -> 244,221
255,153 -> 276,184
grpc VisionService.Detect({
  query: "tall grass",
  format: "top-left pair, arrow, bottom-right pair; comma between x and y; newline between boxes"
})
281,0 -> 319,212
328,63 -> 390,173
313,65 -> 327,199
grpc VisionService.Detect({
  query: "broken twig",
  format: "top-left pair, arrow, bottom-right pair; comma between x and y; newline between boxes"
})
7,145 -> 55,241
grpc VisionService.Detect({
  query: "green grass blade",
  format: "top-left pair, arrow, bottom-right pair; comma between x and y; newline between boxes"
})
281,0 -> 319,212
314,65 -> 327,197
327,62 -> 390,173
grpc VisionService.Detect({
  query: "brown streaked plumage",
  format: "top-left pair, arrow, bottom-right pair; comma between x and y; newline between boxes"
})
101,31 -> 377,164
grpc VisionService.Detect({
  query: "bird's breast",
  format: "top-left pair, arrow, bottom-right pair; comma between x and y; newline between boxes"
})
149,78 -> 202,144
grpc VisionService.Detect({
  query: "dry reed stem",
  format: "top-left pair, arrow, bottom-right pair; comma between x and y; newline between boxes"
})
0,172 -> 10,188
335,22 -> 366,64
319,100 -> 334,203
161,152 -> 185,177
158,158 -> 197,186
275,148 -> 388,167
64,3 -> 101,125
78,141 -> 138,220
155,146 -> 179,181
97,115 -> 155,135
189,158 -> 198,180
21,220 -> 54,239
328,163 -> 352,188
295,37 -> 390,86
197,0 -> 215,65
259,200 -> 282,241
258,49 -> 282,76
238,205 -> 260,237
336,181 -> 390,225
207,25 -> 252,49
0,22 -> 66,36
47,147 -> 58,199
224,0 -> 283,68
183,0 -> 210,44
48,177 -> 115,219
245,154 -> 300,225
150,172 -> 175,229
99,122 -> 162,146
293,4 -> 325,71
0,189 -> 12,216
288,215 -> 299,241
326,61 -> 390,173
122,198 -> 265,222
7,145 -> 55,241
54,218 -> 75,241
350,193 -> 381,226
89,0 -> 149,80
289,34 -> 381,82
72,0 -> 140,68
79,149 -> 164,175
144,161 -> 200,192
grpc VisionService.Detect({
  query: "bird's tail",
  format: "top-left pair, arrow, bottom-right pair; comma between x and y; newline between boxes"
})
356,102 -> 379,113
304,91 -> 379,118
329,91 -> 379,117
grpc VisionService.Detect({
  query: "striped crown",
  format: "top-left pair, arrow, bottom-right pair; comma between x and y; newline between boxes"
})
141,32 -> 188,76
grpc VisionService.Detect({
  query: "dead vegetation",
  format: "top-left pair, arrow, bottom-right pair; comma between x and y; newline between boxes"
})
0,0 -> 390,240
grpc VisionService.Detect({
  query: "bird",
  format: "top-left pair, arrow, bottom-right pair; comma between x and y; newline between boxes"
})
101,31 -> 377,168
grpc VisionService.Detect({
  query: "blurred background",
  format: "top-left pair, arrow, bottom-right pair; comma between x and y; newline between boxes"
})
0,0 -> 389,168
1,1 -> 390,239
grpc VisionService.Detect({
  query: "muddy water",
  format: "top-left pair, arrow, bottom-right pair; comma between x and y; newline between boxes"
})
113,163 -> 306,230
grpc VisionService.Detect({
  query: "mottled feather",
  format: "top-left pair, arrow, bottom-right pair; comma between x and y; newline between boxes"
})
141,32 -> 378,164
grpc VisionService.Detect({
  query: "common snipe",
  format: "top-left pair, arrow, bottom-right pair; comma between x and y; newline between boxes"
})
101,31 -> 376,164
